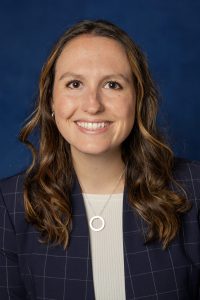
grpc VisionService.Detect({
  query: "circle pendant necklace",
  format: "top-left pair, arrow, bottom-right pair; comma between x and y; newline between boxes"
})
89,216 -> 105,232
81,167 -> 126,232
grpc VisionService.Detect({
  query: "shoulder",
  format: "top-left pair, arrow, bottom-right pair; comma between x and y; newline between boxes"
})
172,157 -> 200,180
0,172 -> 25,194
0,172 -> 25,215
171,158 -> 200,208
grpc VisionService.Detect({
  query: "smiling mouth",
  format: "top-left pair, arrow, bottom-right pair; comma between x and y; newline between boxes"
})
76,121 -> 111,130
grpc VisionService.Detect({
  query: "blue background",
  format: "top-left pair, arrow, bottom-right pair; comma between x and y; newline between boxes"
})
0,0 -> 200,179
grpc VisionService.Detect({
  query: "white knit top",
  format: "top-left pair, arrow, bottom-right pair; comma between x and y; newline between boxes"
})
82,193 -> 126,300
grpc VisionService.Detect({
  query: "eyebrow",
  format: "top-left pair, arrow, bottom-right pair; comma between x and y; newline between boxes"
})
59,72 -> 131,83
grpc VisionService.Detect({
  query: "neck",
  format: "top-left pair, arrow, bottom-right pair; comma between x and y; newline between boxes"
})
71,148 -> 126,194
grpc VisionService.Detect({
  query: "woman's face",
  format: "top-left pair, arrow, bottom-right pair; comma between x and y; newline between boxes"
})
52,34 -> 136,158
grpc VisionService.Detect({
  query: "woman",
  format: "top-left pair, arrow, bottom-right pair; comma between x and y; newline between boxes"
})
0,19 -> 199,300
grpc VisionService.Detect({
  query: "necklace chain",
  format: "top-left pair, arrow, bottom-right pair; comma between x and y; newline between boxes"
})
80,166 -> 126,231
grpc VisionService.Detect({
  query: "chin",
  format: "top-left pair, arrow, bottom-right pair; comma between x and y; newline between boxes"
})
71,144 -> 118,157
78,148 -> 110,156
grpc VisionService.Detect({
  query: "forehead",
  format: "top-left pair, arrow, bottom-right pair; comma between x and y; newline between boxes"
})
55,34 -> 132,75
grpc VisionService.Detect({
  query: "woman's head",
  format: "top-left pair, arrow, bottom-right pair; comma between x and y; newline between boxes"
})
34,19 -> 159,162
52,34 -> 136,158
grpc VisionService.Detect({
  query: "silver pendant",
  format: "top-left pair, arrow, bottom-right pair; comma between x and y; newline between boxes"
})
89,216 -> 105,232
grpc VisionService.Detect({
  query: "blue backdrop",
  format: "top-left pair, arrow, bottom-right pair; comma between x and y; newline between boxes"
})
0,0 -> 200,179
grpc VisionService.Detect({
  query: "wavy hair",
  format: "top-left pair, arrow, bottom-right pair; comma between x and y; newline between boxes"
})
19,19 -> 190,249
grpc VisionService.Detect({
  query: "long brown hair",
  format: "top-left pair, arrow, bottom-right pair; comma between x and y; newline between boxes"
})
19,19 -> 190,249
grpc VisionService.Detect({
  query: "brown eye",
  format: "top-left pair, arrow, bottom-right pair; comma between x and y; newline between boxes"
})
66,80 -> 82,89
104,81 -> 122,90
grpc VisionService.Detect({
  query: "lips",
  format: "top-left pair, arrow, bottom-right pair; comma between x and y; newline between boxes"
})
76,121 -> 110,131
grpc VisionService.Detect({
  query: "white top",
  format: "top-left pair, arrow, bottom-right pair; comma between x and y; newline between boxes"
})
83,193 -> 126,300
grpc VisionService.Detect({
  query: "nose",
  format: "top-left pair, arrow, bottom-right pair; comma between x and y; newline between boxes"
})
81,88 -> 104,114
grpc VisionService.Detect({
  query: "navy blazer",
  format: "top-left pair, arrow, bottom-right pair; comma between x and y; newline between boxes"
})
0,158 -> 200,299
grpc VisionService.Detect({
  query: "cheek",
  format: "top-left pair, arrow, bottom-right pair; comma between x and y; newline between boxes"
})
120,101 -> 136,137
120,97 -> 136,123
128,105 -> 136,125
54,96 -> 77,119
112,99 -> 136,140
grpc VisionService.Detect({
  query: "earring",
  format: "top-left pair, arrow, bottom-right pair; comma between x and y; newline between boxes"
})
51,111 -> 55,118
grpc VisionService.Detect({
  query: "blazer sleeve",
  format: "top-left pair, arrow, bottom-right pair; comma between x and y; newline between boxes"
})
0,186 -> 27,299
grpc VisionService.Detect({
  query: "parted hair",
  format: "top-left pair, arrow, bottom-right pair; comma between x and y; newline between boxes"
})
19,19 -> 190,249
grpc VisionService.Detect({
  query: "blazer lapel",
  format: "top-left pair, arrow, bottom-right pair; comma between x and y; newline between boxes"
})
123,188 -> 143,299
69,177 -> 96,299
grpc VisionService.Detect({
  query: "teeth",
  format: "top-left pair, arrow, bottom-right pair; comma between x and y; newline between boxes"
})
76,122 -> 108,130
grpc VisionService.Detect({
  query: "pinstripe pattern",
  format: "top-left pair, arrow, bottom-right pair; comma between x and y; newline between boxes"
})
0,158 -> 200,299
